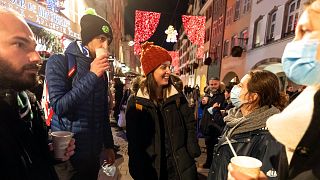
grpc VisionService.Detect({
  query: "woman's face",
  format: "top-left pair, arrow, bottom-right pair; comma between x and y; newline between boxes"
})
238,74 -> 251,104
153,61 -> 171,87
238,74 -> 258,108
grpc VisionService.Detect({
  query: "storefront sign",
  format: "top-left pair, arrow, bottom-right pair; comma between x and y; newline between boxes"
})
0,0 -> 80,38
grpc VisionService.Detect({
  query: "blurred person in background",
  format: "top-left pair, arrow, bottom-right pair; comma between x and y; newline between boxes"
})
199,77 -> 225,169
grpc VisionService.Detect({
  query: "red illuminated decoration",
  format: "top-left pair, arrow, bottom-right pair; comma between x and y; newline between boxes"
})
182,15 -> 206,58
134,10 -> 161,55
168,51 -> 179,73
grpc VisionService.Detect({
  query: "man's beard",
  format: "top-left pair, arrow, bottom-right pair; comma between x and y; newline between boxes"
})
0,56 -> 39,91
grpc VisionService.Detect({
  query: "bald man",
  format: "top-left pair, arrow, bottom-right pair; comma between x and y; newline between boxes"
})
0,8 -> 74,179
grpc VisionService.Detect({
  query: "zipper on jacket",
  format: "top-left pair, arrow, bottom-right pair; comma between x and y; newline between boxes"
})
161,106 -> 183,180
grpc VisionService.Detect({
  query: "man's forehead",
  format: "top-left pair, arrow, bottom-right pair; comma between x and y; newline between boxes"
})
209,79 -> 219,83
0,13 -> 36,44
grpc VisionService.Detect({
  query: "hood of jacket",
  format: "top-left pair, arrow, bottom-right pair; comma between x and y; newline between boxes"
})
65,41 -> 91,59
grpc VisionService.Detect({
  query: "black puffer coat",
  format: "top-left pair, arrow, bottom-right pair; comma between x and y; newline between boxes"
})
126,76 -> 201,180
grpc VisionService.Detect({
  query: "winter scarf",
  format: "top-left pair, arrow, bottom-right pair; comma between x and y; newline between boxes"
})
224,105 -> 280,138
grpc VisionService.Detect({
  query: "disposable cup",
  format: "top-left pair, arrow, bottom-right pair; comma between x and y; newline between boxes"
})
230,156 -> 262,178
95,48 -> 108,58
51,131 -> 73,160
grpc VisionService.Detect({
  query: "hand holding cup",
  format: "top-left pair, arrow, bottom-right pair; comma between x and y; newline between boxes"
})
90,48 -> 110,77
50,131 -> 74,161
228,156 -> 263,179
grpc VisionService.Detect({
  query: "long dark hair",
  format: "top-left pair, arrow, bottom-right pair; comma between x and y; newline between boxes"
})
140,71 -> 172,102
247,70 -> 288,111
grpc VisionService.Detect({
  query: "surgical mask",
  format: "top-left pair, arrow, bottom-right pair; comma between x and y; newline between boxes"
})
282,40 -> 320,86
230,85 -> 244,108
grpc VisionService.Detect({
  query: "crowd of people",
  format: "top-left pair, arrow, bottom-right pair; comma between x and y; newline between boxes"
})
1,0 -> 320,179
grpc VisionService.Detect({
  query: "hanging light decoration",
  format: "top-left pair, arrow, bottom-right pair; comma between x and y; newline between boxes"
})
168,51 -> 179,73
165,25 -> 178,43
134,10 -> 161,55
182,15 -> 206,59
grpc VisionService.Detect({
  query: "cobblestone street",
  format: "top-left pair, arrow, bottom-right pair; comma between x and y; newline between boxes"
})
98,126 -> 209,180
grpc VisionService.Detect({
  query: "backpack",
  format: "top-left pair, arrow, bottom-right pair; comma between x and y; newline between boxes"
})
41,53 -> 77,126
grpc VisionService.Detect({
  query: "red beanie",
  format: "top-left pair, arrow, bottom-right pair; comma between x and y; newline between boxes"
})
140,42 -> 172,75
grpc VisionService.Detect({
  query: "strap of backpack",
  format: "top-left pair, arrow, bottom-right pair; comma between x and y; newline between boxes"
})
66,53 -> 76,79
60,53 -> 76,130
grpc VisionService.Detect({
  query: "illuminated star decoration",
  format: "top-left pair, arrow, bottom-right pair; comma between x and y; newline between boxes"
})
165,25 -> 178,43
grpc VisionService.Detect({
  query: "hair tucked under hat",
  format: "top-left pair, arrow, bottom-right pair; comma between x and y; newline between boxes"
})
80,8 -> 113,45
140,42 -> 172,75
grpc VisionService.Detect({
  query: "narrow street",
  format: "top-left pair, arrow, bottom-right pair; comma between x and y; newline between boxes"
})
98,127 -> 209,180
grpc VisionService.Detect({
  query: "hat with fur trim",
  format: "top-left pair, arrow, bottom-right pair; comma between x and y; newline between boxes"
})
80,8 -> 113,45
140,42 -> 172,75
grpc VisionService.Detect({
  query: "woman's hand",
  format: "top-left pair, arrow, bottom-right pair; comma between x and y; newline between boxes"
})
227,164 -> 268,180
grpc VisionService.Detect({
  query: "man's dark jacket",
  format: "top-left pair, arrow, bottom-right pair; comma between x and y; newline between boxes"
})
0,90 -> 57,180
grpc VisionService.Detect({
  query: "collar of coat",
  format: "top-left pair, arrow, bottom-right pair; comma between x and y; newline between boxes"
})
267,85 -> 320,164
136,84 -> 179,100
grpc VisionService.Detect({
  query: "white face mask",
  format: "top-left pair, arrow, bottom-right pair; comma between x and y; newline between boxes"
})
230,85 -> 248,108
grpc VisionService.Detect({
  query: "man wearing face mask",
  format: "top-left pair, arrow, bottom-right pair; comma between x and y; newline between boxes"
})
45,8 -> 115,180
228,1 -> 320,179
199,77 -> 225,169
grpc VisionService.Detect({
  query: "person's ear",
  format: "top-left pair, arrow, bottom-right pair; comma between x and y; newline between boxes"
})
249,92 -> 259,103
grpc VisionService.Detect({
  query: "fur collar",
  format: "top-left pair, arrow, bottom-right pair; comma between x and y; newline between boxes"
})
136,84 -> 179,100
267,86 -> 319,163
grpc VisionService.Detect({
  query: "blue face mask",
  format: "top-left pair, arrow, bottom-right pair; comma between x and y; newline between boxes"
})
282,40 -> 320,86
230,85 -> 243,108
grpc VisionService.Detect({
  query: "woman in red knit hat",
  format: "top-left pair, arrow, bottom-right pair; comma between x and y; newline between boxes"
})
126,42 -> 201,180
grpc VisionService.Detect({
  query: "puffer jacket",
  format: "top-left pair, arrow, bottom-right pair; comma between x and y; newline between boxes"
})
126,75 -> 201,180
45,41 -> 114,161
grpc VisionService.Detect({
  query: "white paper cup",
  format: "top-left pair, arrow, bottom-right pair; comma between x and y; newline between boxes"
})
51,131 -> 73,160
230,156 -> 262,178
95,48 -> 108,58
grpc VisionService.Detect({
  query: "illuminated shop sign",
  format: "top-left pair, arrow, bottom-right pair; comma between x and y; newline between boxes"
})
0,0 -> 80,38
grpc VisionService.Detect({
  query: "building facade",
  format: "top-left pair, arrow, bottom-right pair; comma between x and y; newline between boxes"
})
246,0 -> 306,90
220,0 -> 251,84
207,0 -> 227,80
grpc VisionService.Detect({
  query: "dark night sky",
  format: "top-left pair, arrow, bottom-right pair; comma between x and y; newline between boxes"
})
125,0 -> 190,50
